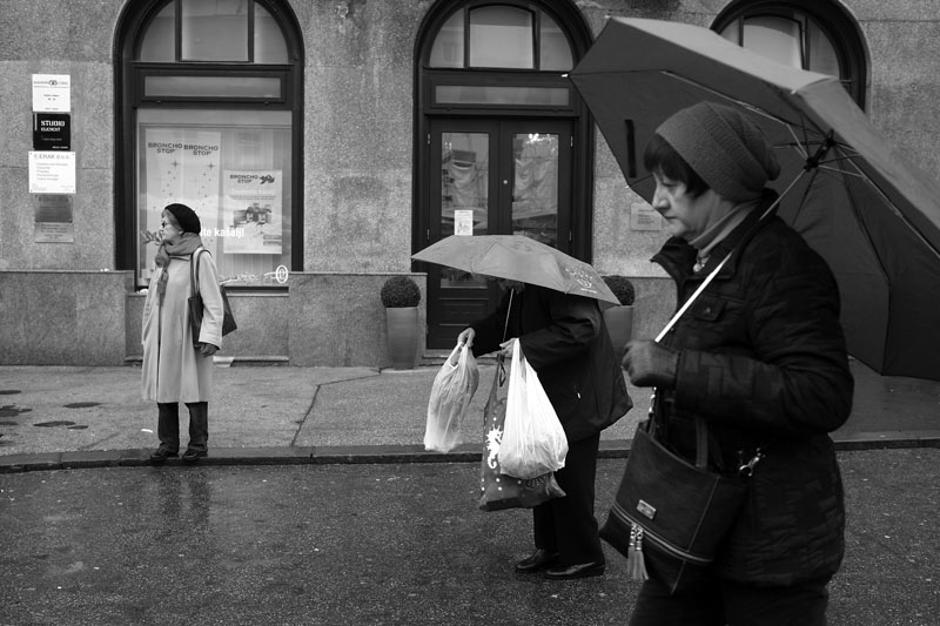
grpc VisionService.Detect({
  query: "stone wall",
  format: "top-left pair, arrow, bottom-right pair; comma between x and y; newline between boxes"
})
0,271 -> 132,365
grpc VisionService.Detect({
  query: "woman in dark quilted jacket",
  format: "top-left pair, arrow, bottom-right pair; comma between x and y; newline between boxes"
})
621,101 -> 854,625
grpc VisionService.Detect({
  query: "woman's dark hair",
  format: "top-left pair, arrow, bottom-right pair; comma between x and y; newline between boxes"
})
643,133 -> 710,198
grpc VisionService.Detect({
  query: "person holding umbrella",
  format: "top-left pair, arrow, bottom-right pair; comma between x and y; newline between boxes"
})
620,101 -> 854,623
457,275 -> 632,580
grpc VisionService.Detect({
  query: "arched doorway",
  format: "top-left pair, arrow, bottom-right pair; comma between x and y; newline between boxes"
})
414,1 -> 595,348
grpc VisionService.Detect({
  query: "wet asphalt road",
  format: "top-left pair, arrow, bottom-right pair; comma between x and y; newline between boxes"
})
1,450 -> 937,625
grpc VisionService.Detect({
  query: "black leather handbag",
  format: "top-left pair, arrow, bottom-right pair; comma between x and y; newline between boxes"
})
600,414 -> 750,594
188,249 -> 237,348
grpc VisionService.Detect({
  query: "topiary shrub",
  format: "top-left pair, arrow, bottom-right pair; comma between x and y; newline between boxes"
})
380,276 -> 421,308
603,275 -> 635,306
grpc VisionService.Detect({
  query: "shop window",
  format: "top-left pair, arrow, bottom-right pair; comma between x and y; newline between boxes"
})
714,0 -> 866,107
116,0 -> 302,288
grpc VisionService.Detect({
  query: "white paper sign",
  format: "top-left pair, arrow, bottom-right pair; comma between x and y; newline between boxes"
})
454,209 -> 474,236
28,151 -> 76,194
32,74 -> 71,113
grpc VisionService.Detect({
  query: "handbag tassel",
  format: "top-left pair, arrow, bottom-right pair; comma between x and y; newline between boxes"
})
627,523 -> 649,582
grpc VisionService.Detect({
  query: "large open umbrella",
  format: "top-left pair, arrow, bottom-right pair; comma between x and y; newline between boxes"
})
412,234 -> 620,305
569,17 -> 940,381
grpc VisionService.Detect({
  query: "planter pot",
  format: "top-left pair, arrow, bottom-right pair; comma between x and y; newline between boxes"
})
385,306 -> 420,369
604,305 -> 634,358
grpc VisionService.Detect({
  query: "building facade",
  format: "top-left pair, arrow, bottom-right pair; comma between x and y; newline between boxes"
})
1,0 -> 938,366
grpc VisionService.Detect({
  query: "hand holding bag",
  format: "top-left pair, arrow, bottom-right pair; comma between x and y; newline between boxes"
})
478,354 -> 566,512
188,248 -> 237,348
424,341 -> 480,453
497,339 -> 568,480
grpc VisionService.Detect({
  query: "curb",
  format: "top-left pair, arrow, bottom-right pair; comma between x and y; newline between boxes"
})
1,432 -> 938,474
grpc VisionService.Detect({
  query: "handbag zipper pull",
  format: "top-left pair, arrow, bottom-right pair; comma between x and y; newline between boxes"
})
627,523 -> 649,582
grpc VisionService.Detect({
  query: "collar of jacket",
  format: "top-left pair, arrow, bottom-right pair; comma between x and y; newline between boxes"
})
652,188 -> 780,283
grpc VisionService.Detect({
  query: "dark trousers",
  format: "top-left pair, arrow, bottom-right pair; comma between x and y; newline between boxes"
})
629,572 -> 831,626
532,432 -> 603,566
157,401 -> 209,453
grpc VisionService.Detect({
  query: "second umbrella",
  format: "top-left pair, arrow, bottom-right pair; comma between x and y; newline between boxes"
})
412,235 -> 620,305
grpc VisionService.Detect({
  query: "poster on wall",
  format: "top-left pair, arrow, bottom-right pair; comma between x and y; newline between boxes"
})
221,170 -> 283,254
143,128 -> 222,271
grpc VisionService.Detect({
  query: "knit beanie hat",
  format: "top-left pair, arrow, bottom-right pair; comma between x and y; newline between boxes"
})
164,203 -> 201,234
655,101 -> 781,202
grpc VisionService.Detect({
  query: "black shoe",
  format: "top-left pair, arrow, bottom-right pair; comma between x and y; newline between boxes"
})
149,448 -> 178,464
181,449 -> 207,464
543,561 -> 606,580
515,548 -> 559,573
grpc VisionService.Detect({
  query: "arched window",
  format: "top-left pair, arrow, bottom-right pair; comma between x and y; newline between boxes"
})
429,4 -> 573,71
115,0 -> 303,288
415,1 -> 593,348
714,0 -> 867,107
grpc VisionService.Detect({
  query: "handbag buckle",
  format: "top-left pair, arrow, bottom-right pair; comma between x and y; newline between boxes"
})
737,449 -> 764,477
636,499 -> 656,520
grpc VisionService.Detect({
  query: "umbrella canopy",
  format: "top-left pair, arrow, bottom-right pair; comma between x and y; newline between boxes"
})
412,235 -> 621,305
569,17 -> 940,381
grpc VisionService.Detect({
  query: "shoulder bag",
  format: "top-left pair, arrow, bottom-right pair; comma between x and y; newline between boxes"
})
188,248 -> 237,348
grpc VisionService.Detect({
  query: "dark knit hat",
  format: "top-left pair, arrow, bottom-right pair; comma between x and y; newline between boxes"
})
164,203 -> 201,234
655,102 -> 781,202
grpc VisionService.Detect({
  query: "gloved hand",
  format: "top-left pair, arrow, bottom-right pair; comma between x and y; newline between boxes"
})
456,327 -> 475,349
198,342 -> 219,357
622,340 -> 679,388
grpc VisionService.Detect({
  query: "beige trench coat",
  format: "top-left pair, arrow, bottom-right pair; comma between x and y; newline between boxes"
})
141,249 -> 224,403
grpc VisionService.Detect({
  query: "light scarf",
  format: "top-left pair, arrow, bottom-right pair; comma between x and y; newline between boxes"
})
154,232 -> 204,303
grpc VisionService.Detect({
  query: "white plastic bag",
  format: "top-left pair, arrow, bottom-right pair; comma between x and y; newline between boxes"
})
498,339 -> 569,479
424,341 -> 480,452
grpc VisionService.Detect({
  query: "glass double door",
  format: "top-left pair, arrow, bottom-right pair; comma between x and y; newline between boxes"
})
423,118 -> 573,348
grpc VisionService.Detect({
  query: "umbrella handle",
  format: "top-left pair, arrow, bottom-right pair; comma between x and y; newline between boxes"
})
501,288 -> 515,342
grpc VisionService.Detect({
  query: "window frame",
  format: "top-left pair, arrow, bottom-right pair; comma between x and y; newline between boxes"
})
712,0 -> 868,108
114,0 -> 304,288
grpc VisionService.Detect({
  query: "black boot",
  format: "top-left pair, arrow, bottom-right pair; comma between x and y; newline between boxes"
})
152,403 -> 180,464
182,402 -> 208,464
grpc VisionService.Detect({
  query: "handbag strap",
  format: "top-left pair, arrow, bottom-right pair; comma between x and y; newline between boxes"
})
190,247 -> 206,298
649,390 -> 709,470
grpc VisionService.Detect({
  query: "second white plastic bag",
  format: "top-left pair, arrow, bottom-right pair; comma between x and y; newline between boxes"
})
498,338 -> 569,479
424,341 -> 479,453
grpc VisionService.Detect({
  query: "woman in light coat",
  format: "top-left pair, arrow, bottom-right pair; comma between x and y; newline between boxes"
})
141,203 -> 224,464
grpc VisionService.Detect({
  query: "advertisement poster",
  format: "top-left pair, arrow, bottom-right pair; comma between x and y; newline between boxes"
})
143,128 -> 221,270
221,170 -> 283,254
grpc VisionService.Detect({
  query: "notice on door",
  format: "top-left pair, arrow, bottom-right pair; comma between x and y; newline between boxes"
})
28,151 -> 76,194
454,209 -> 474,236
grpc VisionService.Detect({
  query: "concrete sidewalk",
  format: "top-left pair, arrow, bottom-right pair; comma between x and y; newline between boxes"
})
0,357 -> 938,472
